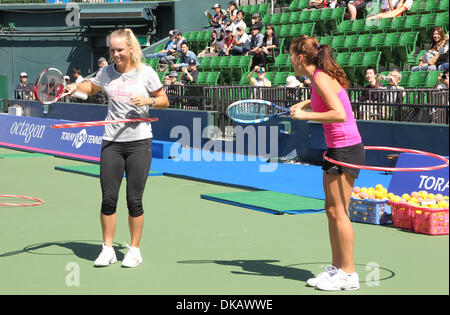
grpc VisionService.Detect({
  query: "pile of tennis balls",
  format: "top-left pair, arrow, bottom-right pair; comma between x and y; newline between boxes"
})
351,184 -> 449,209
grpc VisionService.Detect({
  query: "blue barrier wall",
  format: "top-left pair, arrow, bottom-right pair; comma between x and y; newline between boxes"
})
5,101 -> 449,166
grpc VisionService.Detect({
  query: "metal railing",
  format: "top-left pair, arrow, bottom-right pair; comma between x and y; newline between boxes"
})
14,85 -> 449,128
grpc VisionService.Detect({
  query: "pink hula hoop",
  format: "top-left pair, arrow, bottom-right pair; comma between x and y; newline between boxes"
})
0,195 -> 44,207
322,146 -> 449,172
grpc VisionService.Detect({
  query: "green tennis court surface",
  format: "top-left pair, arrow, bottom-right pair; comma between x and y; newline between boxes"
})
201,191 -> 325,215
0,147 -> 448,295
54,164 -> 163,178
0,152 -> 50,159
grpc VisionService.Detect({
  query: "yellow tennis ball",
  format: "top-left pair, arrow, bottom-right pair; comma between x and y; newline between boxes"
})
418,191 -> 428,199
402,194 -> 410,201
376,184 -> 384,191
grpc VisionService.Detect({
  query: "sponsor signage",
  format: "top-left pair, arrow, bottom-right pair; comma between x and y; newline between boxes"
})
0,114 -> 102,162
388,152 -> 449,196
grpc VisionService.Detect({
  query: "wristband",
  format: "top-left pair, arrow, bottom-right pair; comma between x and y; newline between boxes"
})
151,98 -> 156,107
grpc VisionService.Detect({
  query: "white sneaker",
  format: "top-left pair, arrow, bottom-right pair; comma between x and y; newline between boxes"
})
121,242 -> 143,268
306,265 -> 338,287
94,243 -> 117,267
316,269 -> 360,291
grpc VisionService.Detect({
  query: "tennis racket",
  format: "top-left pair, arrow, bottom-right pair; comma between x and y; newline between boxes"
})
34,67 -> 88,104
226,99 -> 292,124
51,117 -> 159,129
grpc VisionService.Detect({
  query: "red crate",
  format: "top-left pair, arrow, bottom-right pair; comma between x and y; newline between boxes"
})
413,207 -> 449,235
389,201 -> 415,230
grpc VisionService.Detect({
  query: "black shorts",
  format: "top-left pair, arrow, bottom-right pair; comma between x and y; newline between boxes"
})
322,142 -> 365,178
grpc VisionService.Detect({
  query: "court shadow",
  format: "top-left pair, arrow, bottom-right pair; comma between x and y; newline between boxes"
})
177,259 -> 315,283
0,240 -> 126,262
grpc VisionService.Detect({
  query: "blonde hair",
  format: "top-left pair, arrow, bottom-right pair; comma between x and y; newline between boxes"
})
109,28 -> 144,71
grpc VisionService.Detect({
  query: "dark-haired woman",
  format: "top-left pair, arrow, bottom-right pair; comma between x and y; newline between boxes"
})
289,36 -> 364,291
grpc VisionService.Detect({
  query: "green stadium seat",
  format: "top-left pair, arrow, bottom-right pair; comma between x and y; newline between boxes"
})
407,71 -> 429,88
239,55 -> 253,75
394,31 -> 419,68
359,51 -> 382,84
198,56 -> 212,71
300,22 -> 316,37
270,53 -> 291,72
262,13 -> 272,25
435,12 -> 449,32
343,51 -> 365,85
258,3 -> 270,17
287,0 -> 300,12
331,35 -> 347,51
316,8 -> 333,36
279,12 -> 292,25
335,52 -> 352,67
379,32 -> 402,68
405,50 -> 426,69
289,11 -> 302,24
298,9 -> 312,23
279,25 -> 292,38
206,72 -> 221,85
425,71 -> 440,88
403,15 -> 422,32
333,19 -> 353,36
326,6 -> 346,33
270,13 -> 282,25
439,0 -> 449,12
407,0 -> 428,15
348,19 -> 366,35
209,56 -> 221,72
233,71 -> 251,86
272,72 -> 290,86
399,71 -> 412,87
390,16 -> 407,32
319,36 -> 333,47
415,14 -> 436,47
343,35 -> 360,51
194,72 -> 208,85
370,32 -> 387,49
264,72 -> 277,83
355,34 -> 374,52
425,0 -> 442,12
297,0 -> 310,11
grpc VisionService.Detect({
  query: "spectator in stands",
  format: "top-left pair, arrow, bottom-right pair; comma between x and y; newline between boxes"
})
220,26 -> 235,56
98,57 -> 108,69
145,30 -> 176,59
163,74 -> 172,85
262,24 -> 280,64
171,42 -> 199,71
376,69 -> 405,108
250,13 -> 263,31
72,67 -> 84,84
230,22 -> 250,56
248,24 -> 265,70
206,3 -> 226,29
366,0 -> 413,20
180,58 -> 199,85
16,72 -> 34,100
227,1 -> 238,25
434,70 -> 449,90
347,1 -> 366,20
359,67 -> 383,103
231,10 -> 246,35
247,65 -> 271,87
168,71 -> 182,85
160,30 -> 187,67
309,0 -> 326,9
286,75 -> 302,88
198,28 -> 225,57
411,27 -> 448,72
435,31 -> 449,72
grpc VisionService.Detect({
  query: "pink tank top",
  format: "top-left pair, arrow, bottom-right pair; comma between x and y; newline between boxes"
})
310,69 -> 361,148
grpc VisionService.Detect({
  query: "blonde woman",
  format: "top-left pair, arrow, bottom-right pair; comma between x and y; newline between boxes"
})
68,28 -> 169,268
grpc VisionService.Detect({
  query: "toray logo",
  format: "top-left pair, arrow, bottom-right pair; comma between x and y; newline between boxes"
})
61,129 -> 102,149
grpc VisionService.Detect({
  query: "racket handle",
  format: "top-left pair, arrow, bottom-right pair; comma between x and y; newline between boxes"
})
72,90 -> 88,100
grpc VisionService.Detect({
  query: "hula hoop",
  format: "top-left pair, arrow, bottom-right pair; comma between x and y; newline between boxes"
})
323,146 -> 449,172
0,195 -> 44,207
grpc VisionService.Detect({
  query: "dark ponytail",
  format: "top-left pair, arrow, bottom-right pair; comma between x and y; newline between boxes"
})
291,36 -> 349,89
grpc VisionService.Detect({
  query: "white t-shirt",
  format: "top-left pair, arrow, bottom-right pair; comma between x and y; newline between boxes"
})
91,64 -> 163,142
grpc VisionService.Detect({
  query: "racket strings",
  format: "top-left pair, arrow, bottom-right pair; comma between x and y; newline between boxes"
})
35,69 -> 65,103
228,102 -> 282,121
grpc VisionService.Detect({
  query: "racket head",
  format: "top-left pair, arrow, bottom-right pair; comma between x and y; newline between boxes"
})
226,99 -> 289,124
34,68 -> 66,104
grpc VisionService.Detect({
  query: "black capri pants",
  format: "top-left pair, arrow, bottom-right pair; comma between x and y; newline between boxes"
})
100,138 -> 152,217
